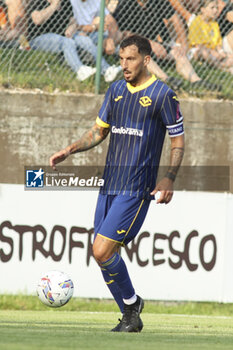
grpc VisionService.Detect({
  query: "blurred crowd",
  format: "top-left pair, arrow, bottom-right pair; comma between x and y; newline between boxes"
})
0,0 -> 233,88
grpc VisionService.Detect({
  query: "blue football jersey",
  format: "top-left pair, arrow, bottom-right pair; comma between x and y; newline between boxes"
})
96,75 -> 184,199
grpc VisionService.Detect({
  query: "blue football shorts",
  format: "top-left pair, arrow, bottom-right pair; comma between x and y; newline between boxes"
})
94,194 -> 151,246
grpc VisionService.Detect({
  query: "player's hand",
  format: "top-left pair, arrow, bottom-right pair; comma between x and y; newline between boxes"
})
49,149 -> 69,170
150,177 -> 174,204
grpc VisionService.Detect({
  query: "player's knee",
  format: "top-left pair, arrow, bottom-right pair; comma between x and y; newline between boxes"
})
92,243 -> 105,263
92,242 -> 112,264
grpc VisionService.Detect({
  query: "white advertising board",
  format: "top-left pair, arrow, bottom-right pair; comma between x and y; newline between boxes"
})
0,184 -> 233,302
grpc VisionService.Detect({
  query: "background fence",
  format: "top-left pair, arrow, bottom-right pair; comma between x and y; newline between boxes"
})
0,0 -> 233,98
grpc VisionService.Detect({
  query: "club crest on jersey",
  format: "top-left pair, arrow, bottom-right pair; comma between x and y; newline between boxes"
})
139,96 -> 152,107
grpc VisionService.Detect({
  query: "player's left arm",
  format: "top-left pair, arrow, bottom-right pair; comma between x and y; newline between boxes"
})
151,134 -> 184,204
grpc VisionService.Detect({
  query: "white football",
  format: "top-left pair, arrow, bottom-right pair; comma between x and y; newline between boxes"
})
37,270 -> 74,307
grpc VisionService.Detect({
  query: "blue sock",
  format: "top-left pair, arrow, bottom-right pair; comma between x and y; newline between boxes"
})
101,268 -> 124,313
100,252 -> 135,303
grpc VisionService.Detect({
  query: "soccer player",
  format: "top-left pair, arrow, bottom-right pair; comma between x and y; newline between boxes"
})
50,35 -> 185,333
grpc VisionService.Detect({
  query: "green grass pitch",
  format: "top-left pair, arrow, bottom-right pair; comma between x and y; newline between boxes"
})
1,309 -> 233,350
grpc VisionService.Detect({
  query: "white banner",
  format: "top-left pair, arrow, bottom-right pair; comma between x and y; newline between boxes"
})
0,184 -> 233,302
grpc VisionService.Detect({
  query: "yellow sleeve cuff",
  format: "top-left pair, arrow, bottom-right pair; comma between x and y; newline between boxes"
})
96,116 -> 110,128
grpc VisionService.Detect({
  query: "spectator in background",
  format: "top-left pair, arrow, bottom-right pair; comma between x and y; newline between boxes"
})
181,0 -> 201,13
167,0 -> 201,26
112,0 -> 218,90
217,0 -> 233,54
0,2 -> 7,30
65,0 -> 121,83
0,0 -> 27,43
105,0 -> 181,88
5,0 -> 26,30
106,0 -> 118,14
27,0 -> 96,81
188,0 -> 233,74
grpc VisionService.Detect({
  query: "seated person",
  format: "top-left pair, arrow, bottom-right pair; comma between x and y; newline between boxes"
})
27,0 -> 96,81
0,0 -> 26,44
188,0 -> 233,74
105,0 -> 181,89
216,0 -> 233,54
66,0 -> 121,82
112,0 -> 217,90
5,0 -> 25,29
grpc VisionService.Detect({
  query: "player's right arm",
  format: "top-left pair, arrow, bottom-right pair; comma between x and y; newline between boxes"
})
49,122 -> 109,170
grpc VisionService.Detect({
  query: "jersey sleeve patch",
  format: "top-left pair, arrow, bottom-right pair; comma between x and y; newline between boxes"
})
166,121 -> 184,137
96,116 -> 110,128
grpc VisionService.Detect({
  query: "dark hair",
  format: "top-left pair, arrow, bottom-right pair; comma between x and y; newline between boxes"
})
120,34 -> 152,56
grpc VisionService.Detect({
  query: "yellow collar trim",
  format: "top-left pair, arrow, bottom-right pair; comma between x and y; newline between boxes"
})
126,75 -> 157,94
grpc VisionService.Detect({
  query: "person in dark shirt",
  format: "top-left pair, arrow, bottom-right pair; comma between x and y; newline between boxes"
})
27,0 -> 96,81
50,34 -> 185,333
